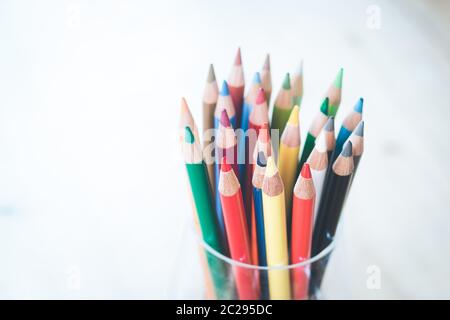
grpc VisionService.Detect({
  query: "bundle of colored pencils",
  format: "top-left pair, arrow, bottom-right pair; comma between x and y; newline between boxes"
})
180,49 -> 365,300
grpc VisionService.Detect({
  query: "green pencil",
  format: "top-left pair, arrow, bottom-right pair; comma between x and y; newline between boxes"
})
298,98 -> 329,171
271,73 -> 292,139
291,61 -> 303,107
325,68 -> 343,116
183,126 -> 232,299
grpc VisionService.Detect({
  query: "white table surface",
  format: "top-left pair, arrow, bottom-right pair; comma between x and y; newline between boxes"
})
0,0 -> 449,299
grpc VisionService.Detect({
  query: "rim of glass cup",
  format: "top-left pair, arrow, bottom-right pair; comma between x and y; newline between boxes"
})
190,221 -> 336,271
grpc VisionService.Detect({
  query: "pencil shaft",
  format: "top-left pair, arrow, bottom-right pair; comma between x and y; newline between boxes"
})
253,186 -> 269,299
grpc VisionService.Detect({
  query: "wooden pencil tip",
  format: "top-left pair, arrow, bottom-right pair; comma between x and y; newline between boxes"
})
234,47 -> 242,65
220,109 -> 231,127
315,129 -> 327,153
207,64 -> 216,83
258,123 -> 270,143
287,105 -> 299,125
180,97 -> 189,113
263,54 -> 270,70
354,121 -> 364,137
257,151 -> 267,167
354,98 -> 364,113
301,163 -> 312,179
255,87 -> 266,104
184,126 -> 194,144
342,140 -> 353,157
324,116 -> 334,131
265,156 -> 278,177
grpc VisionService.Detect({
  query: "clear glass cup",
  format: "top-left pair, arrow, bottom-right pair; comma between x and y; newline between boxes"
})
168,218 -> 338,300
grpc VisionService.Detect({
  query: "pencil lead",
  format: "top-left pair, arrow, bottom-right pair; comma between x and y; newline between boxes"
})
255,87 -> 266,104
354,98 -> 364,113
184,126 -> 194,144
207,64 -> 216,83
220,109 -> 231,128
334,68 -> 344,89
252,72 -> 261,84
265,156 -> 278,177
221,156 -> 232,172
263,54 -> 270,70
287,105 -> 299,125
300,163 -> 312,179
354,121 -> 364,137
234,47 -> 242,66
324,116 -> 334,131
282,73 -> 291,90
220,80 -> 229,96
320,98 -> 329,115
257,151 -> 267,167
341,140 -> 353,157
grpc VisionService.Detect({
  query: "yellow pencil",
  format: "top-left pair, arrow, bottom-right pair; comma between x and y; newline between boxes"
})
278,105 -> 301,221
262,156 -> 291,300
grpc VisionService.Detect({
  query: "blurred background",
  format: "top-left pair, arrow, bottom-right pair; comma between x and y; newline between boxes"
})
0,0 -> 449,299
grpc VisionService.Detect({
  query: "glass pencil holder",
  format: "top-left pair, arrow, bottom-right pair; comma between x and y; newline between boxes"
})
169,218 -> 339,300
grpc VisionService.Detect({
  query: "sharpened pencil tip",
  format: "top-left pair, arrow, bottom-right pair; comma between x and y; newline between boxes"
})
342,140 -> 353,157
234,47 -> 242,65
207,64 -> 216,83
354,98 -> 364,113
255,87 -> 266,104
253,72 -> 261,84
257,151 -> 267,167
320,98 -> 329,115
287,105 -> 299,126
184,126 -> 194,144
220,80 -> 229,96
334,68 -> 344,89
325,117 -> 334,131
282,73 -> 291,90
264,156 -> 278,177
220,109 -> 231,128
301,163 -> 312,179
263,54 -> 270,70
354,120 -> 364,137
180,97 -> 189,113
221,156 -> 232,172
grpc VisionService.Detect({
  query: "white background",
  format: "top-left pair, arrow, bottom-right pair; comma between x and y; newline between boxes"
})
0,0 -> 449,298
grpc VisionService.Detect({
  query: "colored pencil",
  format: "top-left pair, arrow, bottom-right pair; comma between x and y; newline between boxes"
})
202,65 -> 219,190
252,151 -> 269,299
324,117 -> 336,162
214,110 -> 239,254
182,126 -> 231,299
262,156 -> 291,299
306,128 -> 328,222
298,97 -> 329,172
228,48 -> 245,127
291,163 -> 315,300
241,72 -> 262,131
271,73 -> 293,139
261,54 -> 272,104
252,122 -> 273,165
278,105 -> 300,224
334,98 -> 363,160
312,141 -> 354,256
325,68 -> 343,117
292,61 -> 304,107
219,156 -> 258,300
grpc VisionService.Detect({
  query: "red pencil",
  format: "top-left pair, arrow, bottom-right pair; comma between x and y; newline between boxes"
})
219,156 -> 258,300
217,109 -> 239,177
291,163 -> 315,300
228,48 -> 245,128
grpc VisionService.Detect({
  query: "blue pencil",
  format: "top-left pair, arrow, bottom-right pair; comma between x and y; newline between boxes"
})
333,98 -> 363,160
